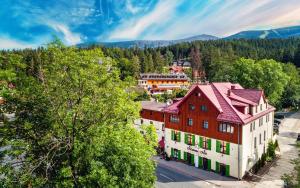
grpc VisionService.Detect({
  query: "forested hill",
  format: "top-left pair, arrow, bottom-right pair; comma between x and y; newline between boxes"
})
99,38 -> 300,70
78,25 -> 300,48
226,25 -> 300,39
78,34 -> 218,48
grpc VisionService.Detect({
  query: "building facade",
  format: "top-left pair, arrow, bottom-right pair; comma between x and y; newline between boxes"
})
138,82 -> 275,179
134,101 -> 167,143
138,73 -> 189,94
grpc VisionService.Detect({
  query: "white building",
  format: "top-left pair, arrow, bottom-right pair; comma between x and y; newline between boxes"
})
138,83 -> 275,179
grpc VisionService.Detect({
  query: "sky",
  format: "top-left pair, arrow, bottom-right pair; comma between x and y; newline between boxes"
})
1,0 -> 300,49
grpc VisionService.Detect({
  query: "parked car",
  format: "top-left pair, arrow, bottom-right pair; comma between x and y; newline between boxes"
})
297,134 -> 300,142
275,114 -> 285,119
274,119 -> 282,125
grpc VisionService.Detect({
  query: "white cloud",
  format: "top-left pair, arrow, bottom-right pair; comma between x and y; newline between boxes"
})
126,0 -> 141,14
47,22 -> 82,45
130,0 -> 300,40
0,37 -> 34,49
108,0 -> 182,41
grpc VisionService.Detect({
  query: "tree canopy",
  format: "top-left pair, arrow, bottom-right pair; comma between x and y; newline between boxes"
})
0,44 -> 156,187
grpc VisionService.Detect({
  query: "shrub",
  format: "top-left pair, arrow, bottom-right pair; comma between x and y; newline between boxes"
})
267,141 -> 276,159
261,153 -> 267,166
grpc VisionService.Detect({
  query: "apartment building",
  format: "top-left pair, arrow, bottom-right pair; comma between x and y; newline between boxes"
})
138,82 -> 275,179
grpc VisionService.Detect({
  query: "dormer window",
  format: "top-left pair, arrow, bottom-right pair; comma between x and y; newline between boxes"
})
219,123 -> 234,133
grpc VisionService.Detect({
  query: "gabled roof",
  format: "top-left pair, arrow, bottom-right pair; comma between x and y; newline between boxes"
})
163,82 -> 275,124
163,84 -> 222,114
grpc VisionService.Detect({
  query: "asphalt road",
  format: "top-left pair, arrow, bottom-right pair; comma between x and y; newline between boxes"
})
156,163 -> 215,188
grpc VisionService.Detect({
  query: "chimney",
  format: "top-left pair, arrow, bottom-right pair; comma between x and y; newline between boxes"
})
227,90 -> 231,96
231,85 -> 236,90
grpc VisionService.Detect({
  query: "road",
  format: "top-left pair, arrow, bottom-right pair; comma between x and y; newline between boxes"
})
156,163 -> 214,188
254,111 -> 300,187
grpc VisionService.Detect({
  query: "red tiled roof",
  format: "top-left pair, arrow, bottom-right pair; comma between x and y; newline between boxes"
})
231,89 -> 264,104
231,100 -> 248,107
163,82 -> 275,124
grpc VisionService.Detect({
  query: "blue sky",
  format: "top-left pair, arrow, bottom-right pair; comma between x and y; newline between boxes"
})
1,0 -> 300,49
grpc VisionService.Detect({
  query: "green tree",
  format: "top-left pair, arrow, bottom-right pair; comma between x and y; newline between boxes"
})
141,124 -> 158,149
282,63 -> 300,109
0,45 -> 156,187
229,58 -> 289,106
153,51 -> 164,73
164,50 -> 174,66
145,53 -> 154,72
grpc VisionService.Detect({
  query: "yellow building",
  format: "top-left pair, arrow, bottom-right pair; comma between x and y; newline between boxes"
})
138,73 -> 190,94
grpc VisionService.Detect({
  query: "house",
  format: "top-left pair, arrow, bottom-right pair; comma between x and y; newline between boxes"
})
138,82 -> 275,179
138,73 -> 190,94
134,101 -> 167,149
169,65 -> 184,74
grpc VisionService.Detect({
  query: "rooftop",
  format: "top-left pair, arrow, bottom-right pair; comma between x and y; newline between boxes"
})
140,73 -> 189,80
163,82 -> 275,124
141,101 -> 167,112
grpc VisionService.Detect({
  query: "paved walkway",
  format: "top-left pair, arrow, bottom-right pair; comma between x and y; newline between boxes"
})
254,112 -> 300,188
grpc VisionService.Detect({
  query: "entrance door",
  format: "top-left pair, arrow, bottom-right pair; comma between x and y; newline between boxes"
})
187,153 -> 192,164
203,158 -> 208,170
220,163 -> 226,176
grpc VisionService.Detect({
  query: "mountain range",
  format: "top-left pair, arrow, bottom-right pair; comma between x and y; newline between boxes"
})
78,25 -> 300,48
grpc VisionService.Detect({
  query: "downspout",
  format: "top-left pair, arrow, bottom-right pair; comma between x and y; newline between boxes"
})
238,123 -> 240,180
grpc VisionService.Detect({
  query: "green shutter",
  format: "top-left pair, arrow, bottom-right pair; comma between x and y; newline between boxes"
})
226,165 -> 230,176
171,148 -> 174,157
216,140 -> 220,153
178,150 -> 181,160
184,133 -> 188,144
199,136 -> 203,148
207,159 -> 211,171
178,132 -> 181,142
226,143 -> 230,155
207,139 -> 211,150
198,156 -> 203,168
191,154 -> 195,165
171,130 -> 174,141
192,135 -> 195,146
184,152 -> 187,161
215,162 -> 220,173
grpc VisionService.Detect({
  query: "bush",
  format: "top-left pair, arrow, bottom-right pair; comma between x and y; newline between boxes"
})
267,141 -> 276,159
261,153 -> 267,166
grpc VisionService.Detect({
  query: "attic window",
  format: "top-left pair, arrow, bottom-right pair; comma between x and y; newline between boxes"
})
195,92 -> 201,97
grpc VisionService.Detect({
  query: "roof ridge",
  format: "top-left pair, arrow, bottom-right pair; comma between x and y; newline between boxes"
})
211,83 -> 244,124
